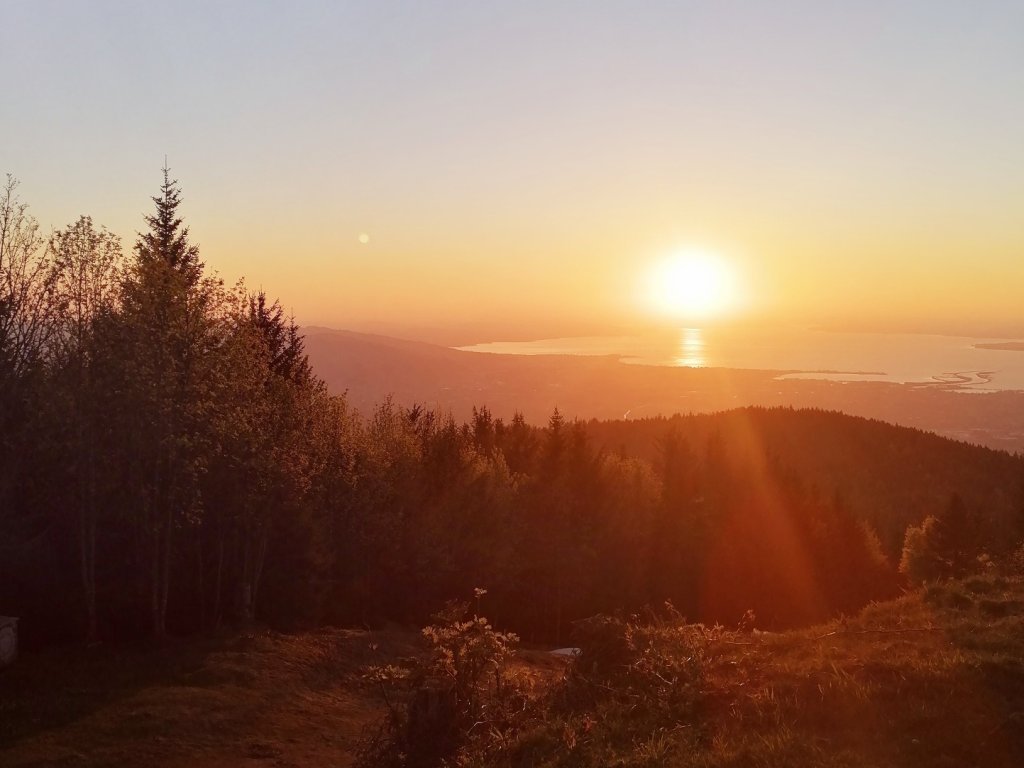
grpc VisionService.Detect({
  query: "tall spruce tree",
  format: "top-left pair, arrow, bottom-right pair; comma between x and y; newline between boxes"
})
114,167 -> 219,638
135,165 -> 203,286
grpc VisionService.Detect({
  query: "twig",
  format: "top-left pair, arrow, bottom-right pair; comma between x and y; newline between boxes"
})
709,627 -> 946,647
811,627 -> 945,641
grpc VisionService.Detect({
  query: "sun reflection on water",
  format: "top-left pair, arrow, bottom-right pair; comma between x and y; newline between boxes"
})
674,327 -> 706,367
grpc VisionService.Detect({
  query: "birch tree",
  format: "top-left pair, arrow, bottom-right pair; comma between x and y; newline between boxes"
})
49,216 -> 123,641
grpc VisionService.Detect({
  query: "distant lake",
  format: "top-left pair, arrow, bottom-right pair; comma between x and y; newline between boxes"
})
457,328 -> 1024,392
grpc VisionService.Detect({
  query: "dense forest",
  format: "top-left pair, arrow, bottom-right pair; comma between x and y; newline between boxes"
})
2,173 -> 1022,652
585,409 -> 1024,555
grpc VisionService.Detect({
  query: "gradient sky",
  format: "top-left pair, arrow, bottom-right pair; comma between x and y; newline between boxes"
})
5,1 -> 1023,338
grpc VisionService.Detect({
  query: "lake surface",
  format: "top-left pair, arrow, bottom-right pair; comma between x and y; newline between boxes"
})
458,328 -> 1024,392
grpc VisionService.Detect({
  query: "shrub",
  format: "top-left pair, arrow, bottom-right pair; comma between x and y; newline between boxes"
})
565,607 -> 705,722
900,516 -> 945,584
357,592 -> 520,768
901,495 -> 986,585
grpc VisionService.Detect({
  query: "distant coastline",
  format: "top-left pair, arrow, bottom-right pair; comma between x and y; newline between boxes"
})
455,330 -> 1024,392
975,341 -> 1024,352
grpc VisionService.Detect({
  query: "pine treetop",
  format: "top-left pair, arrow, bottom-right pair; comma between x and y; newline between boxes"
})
135,165 -> 203,286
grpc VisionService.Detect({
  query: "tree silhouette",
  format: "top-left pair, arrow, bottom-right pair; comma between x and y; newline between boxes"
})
113,167 -> 219,638
135,165 -> 203,286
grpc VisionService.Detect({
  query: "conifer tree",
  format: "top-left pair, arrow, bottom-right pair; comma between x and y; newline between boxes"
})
135,165 -> 203,286
113,167 -> 220,638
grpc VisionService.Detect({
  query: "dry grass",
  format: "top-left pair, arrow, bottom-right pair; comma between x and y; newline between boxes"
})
0,628 -> 416,767
463,574 -> 1024,768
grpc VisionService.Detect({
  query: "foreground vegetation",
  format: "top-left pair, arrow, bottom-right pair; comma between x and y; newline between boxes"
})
365,572 -> 1024,768
3,573 -> 1022,767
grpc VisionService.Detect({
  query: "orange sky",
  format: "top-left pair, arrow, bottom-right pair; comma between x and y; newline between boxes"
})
7,2 -> 1024,339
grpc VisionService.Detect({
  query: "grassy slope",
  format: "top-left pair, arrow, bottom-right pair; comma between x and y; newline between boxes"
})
481,574 -> 1024,768
3,577 -> 1023,768
0,629 -> 415,768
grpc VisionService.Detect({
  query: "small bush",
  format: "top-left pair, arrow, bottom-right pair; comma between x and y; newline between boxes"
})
963,574 -> 1007,596
923,582 -> 974,611
357,592 -> 520,768
978,597 -> 1024,618
571,614 -> 633,673
900,517 -> 945,584
565,607 -> 705,722
963,575 -> 993,595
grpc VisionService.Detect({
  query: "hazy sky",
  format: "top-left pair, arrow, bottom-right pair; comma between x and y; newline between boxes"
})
6,1 -> 1023,337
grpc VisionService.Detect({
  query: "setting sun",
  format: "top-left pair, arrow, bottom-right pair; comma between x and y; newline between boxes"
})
646,249 -> 739,321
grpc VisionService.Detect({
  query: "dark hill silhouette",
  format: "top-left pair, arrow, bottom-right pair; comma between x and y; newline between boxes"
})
585,407 -> 1024,555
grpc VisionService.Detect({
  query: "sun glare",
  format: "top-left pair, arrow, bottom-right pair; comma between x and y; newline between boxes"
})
646,249 -> 738,321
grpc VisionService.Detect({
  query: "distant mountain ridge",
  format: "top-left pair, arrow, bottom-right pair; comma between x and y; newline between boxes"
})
301,326 -> 1024,453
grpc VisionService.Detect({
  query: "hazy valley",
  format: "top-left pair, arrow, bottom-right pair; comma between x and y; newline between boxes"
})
304,326 -> 1024,453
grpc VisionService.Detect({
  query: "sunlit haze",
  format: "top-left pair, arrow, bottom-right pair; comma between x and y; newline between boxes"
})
644,249 -> 741,322
5,1 -> 1024,337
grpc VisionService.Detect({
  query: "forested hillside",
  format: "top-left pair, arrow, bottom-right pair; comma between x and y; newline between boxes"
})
2,173 -> 1022,656
586,409 -> 1024,555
